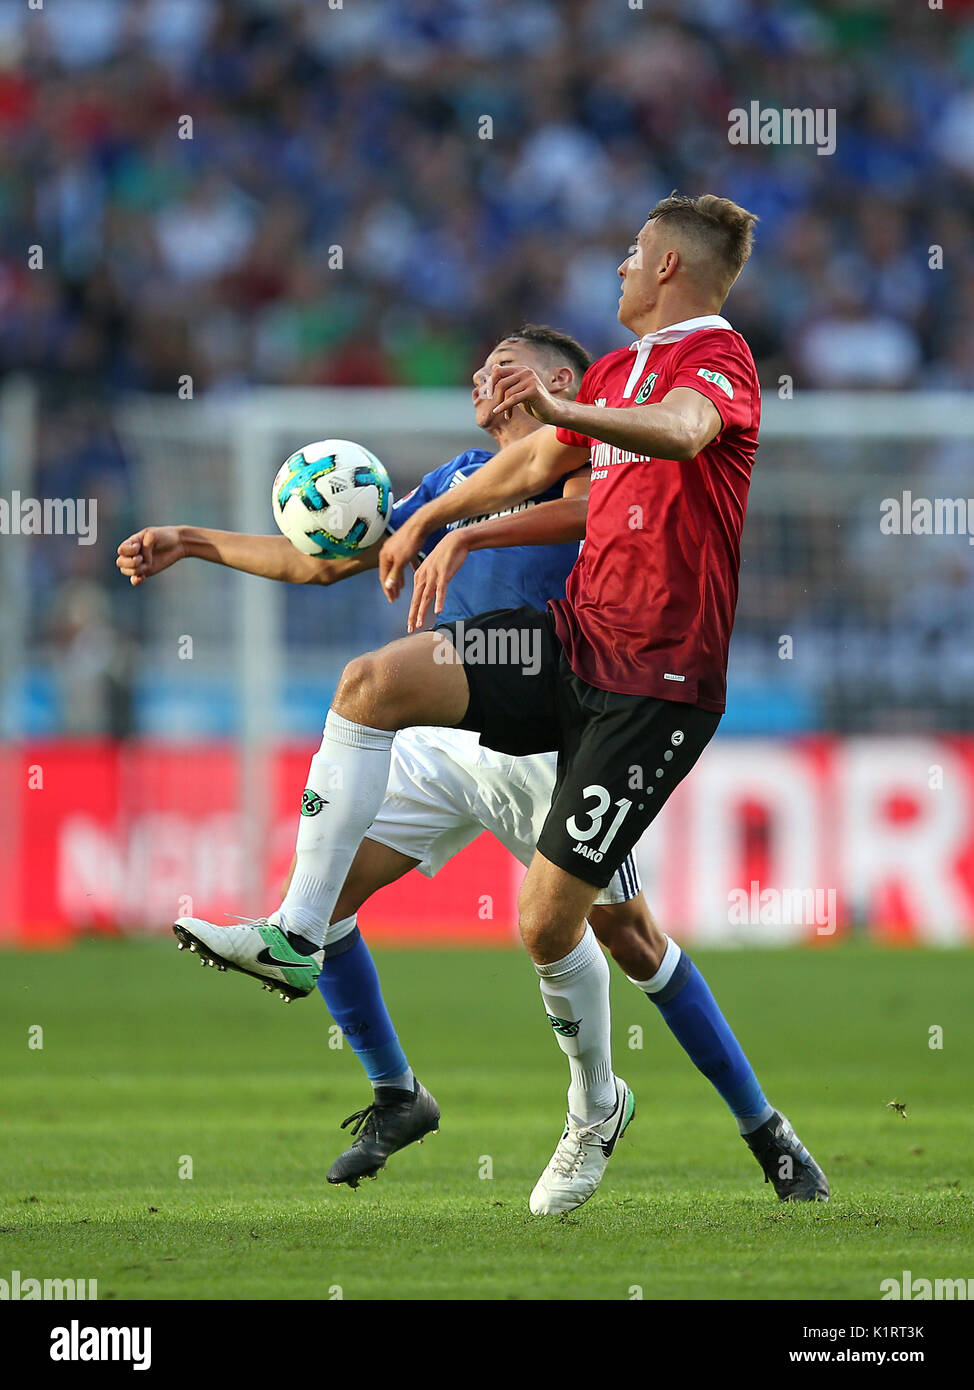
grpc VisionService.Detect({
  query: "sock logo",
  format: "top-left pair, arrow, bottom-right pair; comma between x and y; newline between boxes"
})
301,789 -> 327,816
342,1020 -> 371,1038
546,1013 -> 581,1038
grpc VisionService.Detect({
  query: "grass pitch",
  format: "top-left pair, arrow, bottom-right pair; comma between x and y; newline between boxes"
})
1,939 -> 972,1301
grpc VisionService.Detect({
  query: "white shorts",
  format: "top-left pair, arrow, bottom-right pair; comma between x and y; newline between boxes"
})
367,726 -> 641,907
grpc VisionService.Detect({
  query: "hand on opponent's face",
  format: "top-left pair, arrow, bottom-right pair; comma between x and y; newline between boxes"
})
488,364 -> 564,426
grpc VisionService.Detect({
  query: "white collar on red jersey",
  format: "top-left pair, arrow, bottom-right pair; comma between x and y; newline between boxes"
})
623,314 -> 733,398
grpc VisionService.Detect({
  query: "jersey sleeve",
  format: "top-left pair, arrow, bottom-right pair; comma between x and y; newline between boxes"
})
555,360 -> 604,449
386,451 -> 486,556
386,468 -> 450,560
387,475 -> 437,533
666,331 -> 757,434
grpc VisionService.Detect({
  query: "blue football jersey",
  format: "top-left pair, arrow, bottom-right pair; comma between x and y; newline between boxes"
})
387,448 -> 581,623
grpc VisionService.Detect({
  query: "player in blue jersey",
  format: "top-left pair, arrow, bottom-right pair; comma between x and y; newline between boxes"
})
118,326 -> 785,1200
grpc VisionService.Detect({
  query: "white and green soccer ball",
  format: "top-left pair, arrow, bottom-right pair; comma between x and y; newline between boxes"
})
271,439 -> 394,557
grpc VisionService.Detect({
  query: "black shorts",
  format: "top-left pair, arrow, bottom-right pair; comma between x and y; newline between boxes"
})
436,606 -> 720,889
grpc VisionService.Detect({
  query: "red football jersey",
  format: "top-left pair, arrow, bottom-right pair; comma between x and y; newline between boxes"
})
552,324 -> 760,712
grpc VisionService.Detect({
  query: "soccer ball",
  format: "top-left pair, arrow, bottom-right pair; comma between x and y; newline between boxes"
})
271,440 -> 393,558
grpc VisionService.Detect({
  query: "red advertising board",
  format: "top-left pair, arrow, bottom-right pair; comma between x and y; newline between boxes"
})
0,742 -> 522,946
3,738 -> 974,947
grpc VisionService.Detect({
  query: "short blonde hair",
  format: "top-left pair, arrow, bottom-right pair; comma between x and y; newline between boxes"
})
648,192 -> 758,299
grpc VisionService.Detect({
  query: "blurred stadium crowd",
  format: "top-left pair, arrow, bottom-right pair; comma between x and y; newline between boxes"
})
2,0 -> 974,737
4,0 -> 974,393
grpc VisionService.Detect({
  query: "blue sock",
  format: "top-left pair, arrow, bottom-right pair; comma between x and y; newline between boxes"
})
645,946 -> 773,1134
316,926 -> 413,1092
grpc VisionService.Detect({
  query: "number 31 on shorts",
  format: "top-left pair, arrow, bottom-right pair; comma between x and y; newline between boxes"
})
566,784 -> 633,855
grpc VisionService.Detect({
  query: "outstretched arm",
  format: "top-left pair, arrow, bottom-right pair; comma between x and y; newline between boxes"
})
380,426 -> 589,601
116,524 -> 382,588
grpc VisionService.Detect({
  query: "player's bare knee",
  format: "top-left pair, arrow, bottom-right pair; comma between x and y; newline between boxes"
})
333,652 -> 395,725
332,654 -> 372,716
518,901 -> 579,965
518,912 -> 559,963
517,889 -> 549,954
517,880 -> 543,939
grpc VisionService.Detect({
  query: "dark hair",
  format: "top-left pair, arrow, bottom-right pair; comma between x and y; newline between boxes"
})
499,323 -> 592,385
648,192 -> 758,296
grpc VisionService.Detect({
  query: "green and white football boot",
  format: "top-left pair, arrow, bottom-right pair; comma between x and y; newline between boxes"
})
173,916 -> 323,1002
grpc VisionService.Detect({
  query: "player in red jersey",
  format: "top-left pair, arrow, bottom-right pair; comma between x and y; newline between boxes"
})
246,195 -> 829,1213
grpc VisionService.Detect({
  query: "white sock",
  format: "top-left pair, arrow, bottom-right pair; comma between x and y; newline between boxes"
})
628,934 -> 682,993
274,711 -> 394,948
323,914 -> 359,950
535,925 -> 615,1125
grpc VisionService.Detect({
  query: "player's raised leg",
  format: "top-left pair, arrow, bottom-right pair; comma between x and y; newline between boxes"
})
176,631 -> 470,994
518,851 -> 633,1216
275,633 -> 469,954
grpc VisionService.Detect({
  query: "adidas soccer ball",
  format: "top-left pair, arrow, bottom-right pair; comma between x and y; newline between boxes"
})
271,440 -> 394,558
